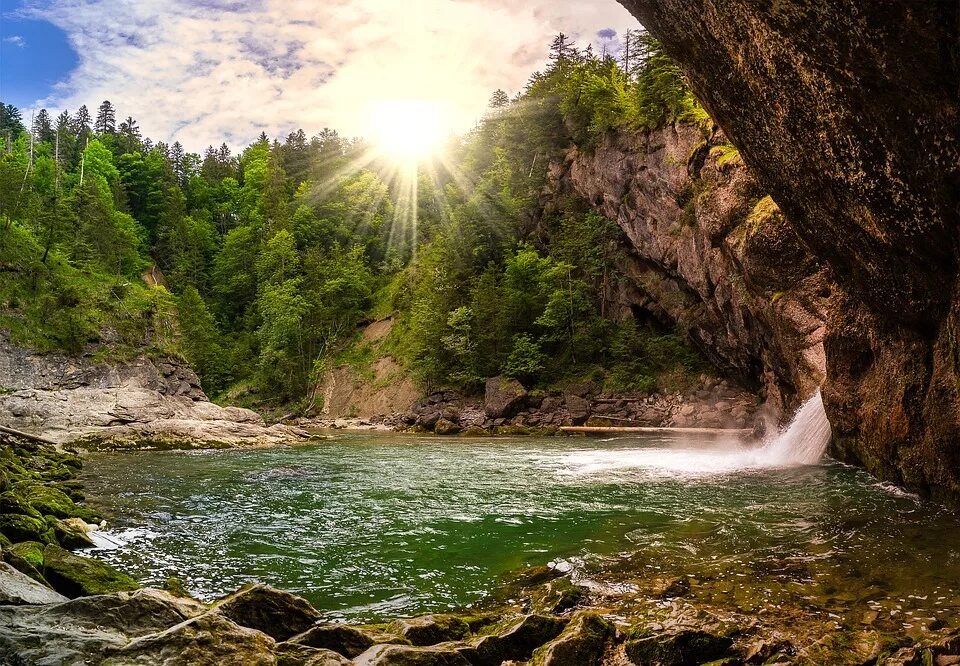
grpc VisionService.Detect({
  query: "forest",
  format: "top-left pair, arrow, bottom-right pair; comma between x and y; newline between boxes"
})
0,33 -> 708,410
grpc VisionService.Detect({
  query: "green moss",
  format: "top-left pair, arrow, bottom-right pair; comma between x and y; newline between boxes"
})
0,490 -> 42,518
16,482 -> 95,521
0,513 -> 53,543
709,143 -> 742,168
7,541 -> 45,569
42,544 -> 140,597
746,195 -> 780,232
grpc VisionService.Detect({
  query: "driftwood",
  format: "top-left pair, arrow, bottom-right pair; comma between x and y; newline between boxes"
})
560,426 -> 752,435
0,424 -> 58,446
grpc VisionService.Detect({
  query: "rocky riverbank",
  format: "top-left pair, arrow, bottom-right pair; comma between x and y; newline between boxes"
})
305,374 -> 765,438
3,433 -> 959,665
0,335 -> 308,449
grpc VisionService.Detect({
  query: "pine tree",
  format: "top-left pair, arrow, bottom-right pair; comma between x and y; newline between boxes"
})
72,105 -> 92,134
95,100 -> 116,134
170,141 -> 186,185
117,115 -> 142,153
488,89 -> 510,109
0,103 -> 26,142
33,109 -> 54,144
548,32 -> 577,70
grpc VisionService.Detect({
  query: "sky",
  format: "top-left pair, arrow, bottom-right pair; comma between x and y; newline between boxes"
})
0,0 -> 640,151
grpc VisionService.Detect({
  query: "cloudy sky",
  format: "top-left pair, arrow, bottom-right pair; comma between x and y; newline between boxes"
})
1,0 -> 640,151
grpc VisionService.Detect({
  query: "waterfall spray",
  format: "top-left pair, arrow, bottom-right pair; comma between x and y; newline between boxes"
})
758,390 -> 832,465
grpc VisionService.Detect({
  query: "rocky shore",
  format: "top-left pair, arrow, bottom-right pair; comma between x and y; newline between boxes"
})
0,336 -> 309,449
3,432 -> 960,665
306,374 -> 765,438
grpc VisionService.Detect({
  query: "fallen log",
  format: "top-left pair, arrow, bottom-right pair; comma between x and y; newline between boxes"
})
0,424 -> 59,447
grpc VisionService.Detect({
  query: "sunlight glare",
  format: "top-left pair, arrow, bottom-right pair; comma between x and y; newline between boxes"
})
367,99 -> 451,163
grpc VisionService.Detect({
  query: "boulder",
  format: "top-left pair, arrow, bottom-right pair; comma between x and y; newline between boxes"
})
103,610 -> 276,665
285,623 -> 382,658
0,561 -> 68,605
434,418 -> 462,436
18,481 -> 95,521
276,642 -> 353,665
625,629 -> 732,666
213,583 -> 322,641
563,395 -> 591,425
530,612 -> 615,666
0,513 -> 51,544
460,614 -> 568,666
41,543 -> 140,597
353,643 -> 471,666
484,377 -> 527,419
3,540 -> 46,583
531,577 -> 587,615
53,517 -> 96,549
0,489 -> 41,518
391,614 -> 471,646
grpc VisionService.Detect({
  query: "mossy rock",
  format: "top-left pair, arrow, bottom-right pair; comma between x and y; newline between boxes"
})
531,577 -> 587,615
625,630 -> 733,666
0,489 -> 42,518
531,612 -> 615,666
53,518 -> 96,549
4,540 -> 49,585
390,614 -> 471,646
0,513 -> 53,543
41,543 -> 139,598
16,482 -> 96,521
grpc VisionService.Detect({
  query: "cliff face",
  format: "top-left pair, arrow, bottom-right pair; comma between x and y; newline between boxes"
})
550,124 -> 829,418
0,336 -> 304,447
616,0 -> 960,500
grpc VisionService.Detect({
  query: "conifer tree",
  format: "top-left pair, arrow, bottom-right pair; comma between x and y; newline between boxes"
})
95,100 -> 116,134
72,105 -> 92,134
488,89 -> 510,109
33,109 -> 54,144
0,103 -> 26,141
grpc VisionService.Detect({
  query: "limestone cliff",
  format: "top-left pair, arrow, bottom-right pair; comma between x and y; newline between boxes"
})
616,0 -> 960,500
549,124 -> 829,418
0,335 -> 305,448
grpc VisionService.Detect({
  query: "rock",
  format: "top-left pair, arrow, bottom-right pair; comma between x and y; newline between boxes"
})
531,577 -> 587,614
625,629 -> 732,666
276,642 -> 353,665
0,588 -> 204,663
104,609 -> 276,665
41,543 -> 140,597
286,623 -> 383,658
530,612 -> 615,666
0,513 -> 51,544
213,582 -> 322,641
391,614 -> 471,646
434,418 -> 462,436
19,482 -> 94,520
0,489 -> 41,518
460,614 -> 568,666
353,643 -> 471,665
3,540 -> 46,583
649,576 -> 691,599
564,395 -> 591,425
54,517 -> 96,549
0,561 -> 68,605
484,377 -> 527,419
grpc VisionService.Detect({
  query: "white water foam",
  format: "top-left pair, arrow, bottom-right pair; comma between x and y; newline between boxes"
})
561,390 -> 832,477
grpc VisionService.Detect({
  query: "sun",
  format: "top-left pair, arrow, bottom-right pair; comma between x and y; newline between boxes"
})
367,99 -> 451,163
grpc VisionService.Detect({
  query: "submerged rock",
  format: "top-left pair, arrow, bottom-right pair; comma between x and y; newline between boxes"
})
213,582 -> 322,641
276,642 -> 353,665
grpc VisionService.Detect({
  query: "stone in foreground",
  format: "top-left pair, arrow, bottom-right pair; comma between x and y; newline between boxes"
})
0,561 -> 68,605
354,643 -> 472,666
625,629 -> 733,666
213,582 -> 322,641
391,614 -> 471,646
460,614 -> 568,666
530,612 -> 615,666
41,543 -> 140,597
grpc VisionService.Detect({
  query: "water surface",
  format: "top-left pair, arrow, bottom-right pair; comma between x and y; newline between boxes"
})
81,433 -> 960,627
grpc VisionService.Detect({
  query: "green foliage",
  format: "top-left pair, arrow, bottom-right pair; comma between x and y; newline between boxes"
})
0,32 -> 712,408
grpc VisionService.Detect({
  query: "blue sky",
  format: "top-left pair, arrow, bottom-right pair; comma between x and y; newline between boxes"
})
0,0 -> 78,108
0,0 -> 639,150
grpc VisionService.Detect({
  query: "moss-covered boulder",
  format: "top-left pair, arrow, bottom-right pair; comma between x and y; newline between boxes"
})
5,540 -> 45,570
531,612 -> 615,666
41,543 -> 139,597
352,643 -> 471,665
17,482 -> 95,521
275,642 -> 352,666
286,624 -> 384,658
0,490 -> 42,518
390,615 -> 471,647
0,513 -> 52,544
460,614 -> 568,666
625,629 -> 733,666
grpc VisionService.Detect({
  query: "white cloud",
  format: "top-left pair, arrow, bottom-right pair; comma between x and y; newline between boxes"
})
21,0 -> 639,151
3,35 -> 26,47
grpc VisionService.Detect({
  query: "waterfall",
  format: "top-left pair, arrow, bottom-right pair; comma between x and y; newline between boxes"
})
757,389 -> 832,465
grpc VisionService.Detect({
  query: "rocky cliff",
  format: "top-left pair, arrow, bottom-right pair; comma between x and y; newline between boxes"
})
0,336 -> 305,448
550,123 -> 829,418
616,0 -> 960,500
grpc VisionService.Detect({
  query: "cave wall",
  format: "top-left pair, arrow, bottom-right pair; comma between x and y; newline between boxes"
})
616,0 -> 960,501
